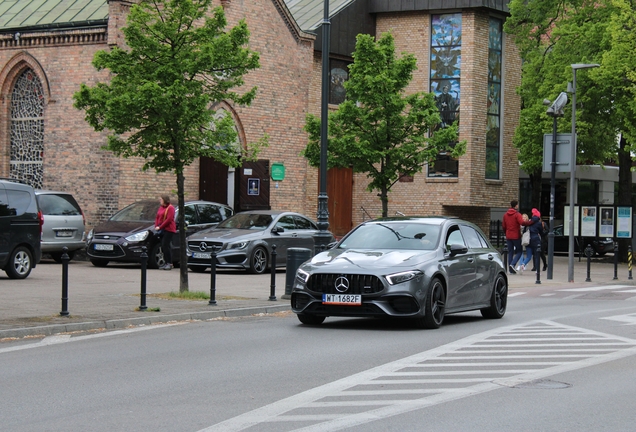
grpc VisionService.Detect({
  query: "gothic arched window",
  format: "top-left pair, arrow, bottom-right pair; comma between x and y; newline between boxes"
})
10,68 -> 45,188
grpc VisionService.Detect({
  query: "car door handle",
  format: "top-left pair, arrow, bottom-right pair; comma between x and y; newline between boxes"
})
467,257 -> 474,263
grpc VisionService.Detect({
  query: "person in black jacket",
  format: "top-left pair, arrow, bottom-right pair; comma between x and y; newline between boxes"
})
532,219 -> 548,272
519,208 -> 544,272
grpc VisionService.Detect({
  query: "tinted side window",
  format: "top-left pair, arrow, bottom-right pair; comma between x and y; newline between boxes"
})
220,206 -> 233,219
37,194 -> 82,216
183,205 -> 197,225
276,215 -> 297,230
294,216 -> 313,230
6,190 -> 32,216
461,225 -> 484,249
197,204 -> 222,223
0,189 -> 11,216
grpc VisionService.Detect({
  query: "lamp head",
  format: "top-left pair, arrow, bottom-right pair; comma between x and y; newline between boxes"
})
543,99 -> 552,106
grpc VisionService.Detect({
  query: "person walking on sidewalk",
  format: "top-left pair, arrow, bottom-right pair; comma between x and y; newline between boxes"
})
155,195 -> 176,270
519,208 -> 544,273
533,218 -> 549,272
502,200 -> 531,274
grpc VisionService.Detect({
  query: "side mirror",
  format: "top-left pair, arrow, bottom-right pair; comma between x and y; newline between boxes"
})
326,241 -> 337,250
272,226 -> 284,234
448,244 -> 468,256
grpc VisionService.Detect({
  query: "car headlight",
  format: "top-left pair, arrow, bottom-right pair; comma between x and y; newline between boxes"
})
87,229 -> 94,241
125,230 -> 150,242
228,241 -> 249,250
385,270 -> 423,285
296,268 -> 310,283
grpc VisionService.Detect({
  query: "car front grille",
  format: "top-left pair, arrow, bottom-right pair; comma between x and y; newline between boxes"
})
188,240 -> 225,252
307,273 -> 384,295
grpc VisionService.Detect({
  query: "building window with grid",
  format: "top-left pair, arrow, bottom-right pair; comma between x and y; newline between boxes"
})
486,17 -> 502,180
10,68 -> 45,189
428,13 -> 461,178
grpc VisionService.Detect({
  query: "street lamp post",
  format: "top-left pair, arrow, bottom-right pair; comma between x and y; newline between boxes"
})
315,0 -> 332,251
568,63 -> 599,282
544,92 -> 568,280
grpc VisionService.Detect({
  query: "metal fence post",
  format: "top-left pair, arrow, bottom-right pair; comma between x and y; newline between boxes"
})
139,246 -> 148,311
60,247 -> 70,316
209,248 -> 217,305
613,242 -> 619,280
585,244 -> 593,282
535,243 -> 541,285
269,245 -> 277,301
629,245 -> 633,280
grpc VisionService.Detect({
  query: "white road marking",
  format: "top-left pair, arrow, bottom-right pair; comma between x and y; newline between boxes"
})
200,321 -> 636,432
0,322 -> 184,355
508,292 -> 526,297
600,313 -> 636,325
559,285 -> 632,292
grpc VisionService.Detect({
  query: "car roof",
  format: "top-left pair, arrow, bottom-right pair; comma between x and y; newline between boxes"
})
234,210 -> 291,216
370,216 -> 459,226
35,189 -> 74,195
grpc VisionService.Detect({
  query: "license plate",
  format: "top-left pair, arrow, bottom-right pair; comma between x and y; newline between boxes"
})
56,231 -> 73,237
193,252 -> 211,259
322,294 -> 361,306
94,244 -> 113,251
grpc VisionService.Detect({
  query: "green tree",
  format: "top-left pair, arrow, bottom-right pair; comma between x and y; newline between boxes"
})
74,0 -> 265,291
506,0 -> 636,260
303,32 -> 465,218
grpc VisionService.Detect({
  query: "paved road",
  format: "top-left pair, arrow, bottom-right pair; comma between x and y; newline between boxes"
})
0,254 -> 632,339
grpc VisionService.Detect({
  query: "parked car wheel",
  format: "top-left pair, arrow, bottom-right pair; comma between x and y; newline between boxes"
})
5,246 -> 34,279
149,244 -> 166,269
480,274 -> 507,319
90,259 -> 109,267
189,266 -> 207,273
297,314 -> 325,325
248,247 -> 268,274
415,277 -> 446,329
50,250 -> 76,263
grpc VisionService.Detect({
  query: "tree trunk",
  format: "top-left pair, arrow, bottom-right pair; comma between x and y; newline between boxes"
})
177,171 -> 189,292
617,135 -> 633,263
380,187 -> 388,218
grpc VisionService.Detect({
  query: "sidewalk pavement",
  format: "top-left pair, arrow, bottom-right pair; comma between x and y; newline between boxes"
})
1,254 -> 633,339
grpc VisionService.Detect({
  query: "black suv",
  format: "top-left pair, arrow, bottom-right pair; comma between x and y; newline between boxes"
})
0,179 -> 42,279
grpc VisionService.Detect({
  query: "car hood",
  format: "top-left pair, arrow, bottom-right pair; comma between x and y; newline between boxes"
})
93,220 -> 153,235
304,248 -> 438,271
188,228 -> 264,241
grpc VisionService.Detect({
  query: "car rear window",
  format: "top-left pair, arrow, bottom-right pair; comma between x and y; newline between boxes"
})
37,194 -> 82,216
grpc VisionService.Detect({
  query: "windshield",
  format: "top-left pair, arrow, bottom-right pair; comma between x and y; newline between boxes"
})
338,222 -> 440,250
110,202 -> 159,222
217,213 -> 273,230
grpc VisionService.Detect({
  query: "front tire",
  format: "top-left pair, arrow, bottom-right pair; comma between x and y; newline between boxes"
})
189,266 -> 207,273
248,247 -> 268,274
297,314 -> 325,325
415,277 -> 446,329
5,246 -> 33,279
90,259 -> 109,267
149,244 -> 165,269
481,273 -> 507,319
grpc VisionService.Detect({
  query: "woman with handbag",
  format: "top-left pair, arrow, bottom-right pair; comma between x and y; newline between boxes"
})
518,208 -> 544,273
155,195 -> 176,270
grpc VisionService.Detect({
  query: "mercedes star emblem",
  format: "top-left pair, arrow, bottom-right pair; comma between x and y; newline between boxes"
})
334,276 -> 349,293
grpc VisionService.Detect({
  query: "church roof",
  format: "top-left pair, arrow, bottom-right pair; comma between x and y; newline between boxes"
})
284,0 -> 356,32
0,0 -> 108,31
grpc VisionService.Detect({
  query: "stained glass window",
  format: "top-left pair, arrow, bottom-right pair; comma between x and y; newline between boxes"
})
10,69 -> 44,189
429,13 -> 462,178
486,18 -> 502,179
330,59 -> 351,105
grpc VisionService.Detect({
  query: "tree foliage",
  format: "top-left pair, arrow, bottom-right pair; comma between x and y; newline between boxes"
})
303,32 -> 465,218
73,0 -> 265,291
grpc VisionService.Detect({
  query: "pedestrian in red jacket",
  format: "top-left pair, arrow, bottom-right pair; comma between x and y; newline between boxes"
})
502,200 -> 531,274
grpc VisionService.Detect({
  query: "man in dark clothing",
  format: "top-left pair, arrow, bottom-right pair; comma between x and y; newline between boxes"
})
502,200 -> 531,274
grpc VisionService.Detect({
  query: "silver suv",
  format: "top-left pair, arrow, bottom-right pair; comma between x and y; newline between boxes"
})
35,190 -> 86,262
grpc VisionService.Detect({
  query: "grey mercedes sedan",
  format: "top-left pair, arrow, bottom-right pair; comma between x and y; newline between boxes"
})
291,216 -> 508,329
186,210 -> 335,274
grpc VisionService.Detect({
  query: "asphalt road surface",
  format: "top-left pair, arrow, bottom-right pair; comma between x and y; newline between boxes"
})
2,285 -> 636,432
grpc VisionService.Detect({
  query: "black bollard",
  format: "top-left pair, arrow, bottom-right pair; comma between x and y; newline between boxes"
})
613,242 -> 618,280
502,242 -> 509,272
535,243 -> 541,285
629,245 -> 633,280
585,244 -> 593,282
139,246 -> 148,311
269,244 -> 277,301
209,248 -> 217,305
60,247 -> 70,316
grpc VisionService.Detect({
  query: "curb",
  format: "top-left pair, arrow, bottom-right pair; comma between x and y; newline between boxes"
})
0,304 -> 291,339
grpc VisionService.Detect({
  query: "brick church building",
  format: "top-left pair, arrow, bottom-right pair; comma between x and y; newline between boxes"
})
0,0 -> 520,237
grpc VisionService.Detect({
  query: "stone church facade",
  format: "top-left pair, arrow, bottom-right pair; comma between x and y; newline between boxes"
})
0,0 -> 520,237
